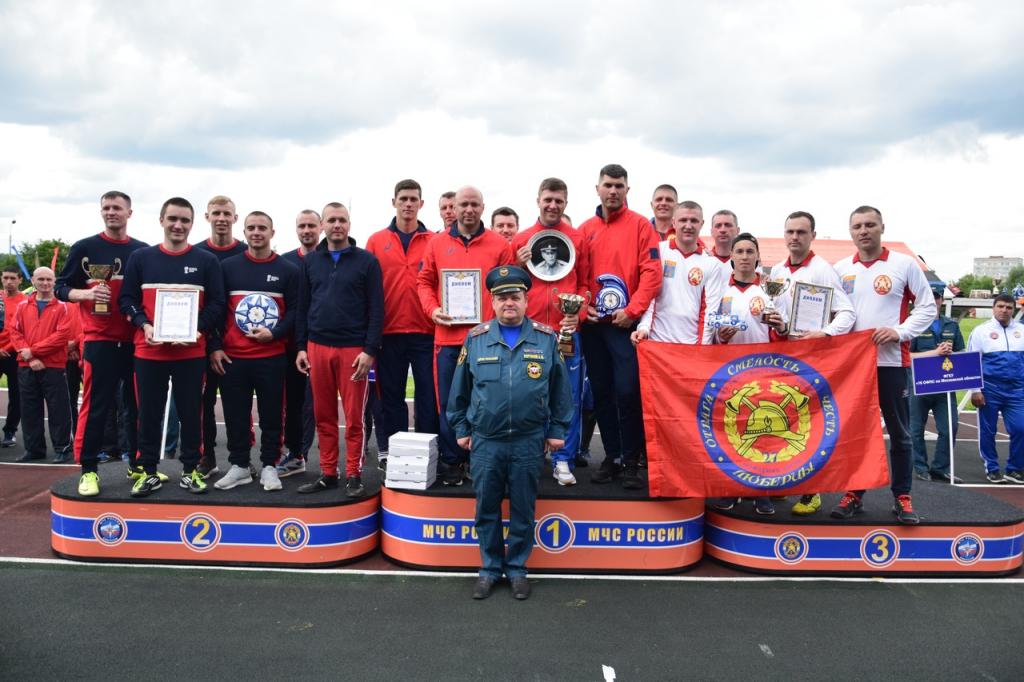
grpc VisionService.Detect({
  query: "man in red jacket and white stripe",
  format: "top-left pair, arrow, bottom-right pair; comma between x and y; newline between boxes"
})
366,179 -> 439,470
9,267 -> 74,463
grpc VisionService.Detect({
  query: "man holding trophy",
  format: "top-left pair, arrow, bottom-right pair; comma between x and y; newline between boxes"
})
56,190 -> 148,497
511,177 -> 589,485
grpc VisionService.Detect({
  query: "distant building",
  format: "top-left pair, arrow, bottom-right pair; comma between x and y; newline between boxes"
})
973,256 -> 1022,279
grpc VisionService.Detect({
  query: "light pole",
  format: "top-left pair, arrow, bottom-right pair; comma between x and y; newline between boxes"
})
7,218 -> 14,254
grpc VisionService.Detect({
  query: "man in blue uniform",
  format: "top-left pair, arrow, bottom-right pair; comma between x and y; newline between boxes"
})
968,294 -> 1024,483
909,284 -> 965,483
448,265 -> 573,601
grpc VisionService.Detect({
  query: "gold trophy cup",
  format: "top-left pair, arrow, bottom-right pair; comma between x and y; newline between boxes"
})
760,267 -> 789,323
86,263 -> 115,315
552,289 -> 591,357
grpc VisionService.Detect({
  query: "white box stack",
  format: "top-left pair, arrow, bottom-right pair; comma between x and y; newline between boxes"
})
384,432 -> 439,490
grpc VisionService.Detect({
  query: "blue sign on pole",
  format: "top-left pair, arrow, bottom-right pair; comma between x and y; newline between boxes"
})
911,351 -> 984,396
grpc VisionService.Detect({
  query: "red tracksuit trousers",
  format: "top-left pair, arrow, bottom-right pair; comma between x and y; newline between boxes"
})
307,342 -> 368,477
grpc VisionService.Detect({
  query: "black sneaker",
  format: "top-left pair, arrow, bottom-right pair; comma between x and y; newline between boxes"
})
830,492 -> 864,519
985,470 -> 1005,484
1004,470 -> 1024,485
621,465 -> 643,490
753,497 -> 776,515
130,474 -> 162,498
179,470 -> 208,494
298,474 -> 339,494
196,458 -> 219,480
442,462 -> 465,487
573,452 -> 590,469
1,433 -> 16,448
913,469 -> 933,482
346,475 -> 365,497
893,494 -> 920,524
591,459 -> 622,484
16,452 -> 45,462
52,451 -> 73,464
709,497 -> 737,511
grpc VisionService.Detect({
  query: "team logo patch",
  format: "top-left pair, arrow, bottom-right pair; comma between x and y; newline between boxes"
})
1015,331 -> 1022,339
527,362 -> 542,379
534,513 -> 575,553
275,518 -> 310,551
774,532 -> 809,564
180,513 -> 221,553
719,297 -> 733,315
688,267 -> 703,286
990,332 -> 999,340
93,513 -> 127,546
234,293 -> 280,334
697,352 -> 839,491
873,275 -> 892,295
663,260 -> 677,278
860,529 -> 899,567
841,274 -> 856,295
951,533 -> 984,565
748,296 -> 766,317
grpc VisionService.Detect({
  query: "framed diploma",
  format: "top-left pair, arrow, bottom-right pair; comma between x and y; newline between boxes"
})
789,283 -> 833,336
441,269 -> 482,324
153,288 -> 200,343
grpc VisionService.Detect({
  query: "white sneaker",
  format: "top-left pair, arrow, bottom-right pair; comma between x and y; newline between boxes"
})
260,465 -> 282,491
214,464 -> 253,490
553,461 -> 576,486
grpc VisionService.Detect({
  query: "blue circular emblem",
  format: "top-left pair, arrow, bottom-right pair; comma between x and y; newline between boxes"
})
951,533 -> 984,565
275,518 -> 310,552
697,352 -> 840,492
234,293 -> 280,334
774,532 -> 809,564
93,513 -> 127,546
860,529 -> 899,568
180,513 -> 221,553
534,513 -> 575,554
595,274 -> 629,318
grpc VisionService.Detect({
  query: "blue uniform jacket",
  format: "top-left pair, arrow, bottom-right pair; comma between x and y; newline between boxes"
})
909,316 -> 965,353
447,318 -> 573,441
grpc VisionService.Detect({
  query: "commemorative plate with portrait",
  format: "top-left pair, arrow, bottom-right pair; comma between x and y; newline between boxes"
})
526,229 -> 575,282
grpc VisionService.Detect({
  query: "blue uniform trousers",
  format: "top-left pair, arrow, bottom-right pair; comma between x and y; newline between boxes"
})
436,345 -> 470,466
581,323 -> 644,466
551,333 -> 584,468
471,434 -> 544,579
377,332 -> 438,443
910,392 -> 957,476
978,386 -> 1024,474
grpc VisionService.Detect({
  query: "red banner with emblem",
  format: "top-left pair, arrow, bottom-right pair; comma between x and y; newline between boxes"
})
638,330 -> 889,498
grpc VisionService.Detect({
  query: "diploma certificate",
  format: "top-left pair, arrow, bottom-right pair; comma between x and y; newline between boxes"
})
153,289 -> 200,343
790,282 -> 833,336
441,269 -> 482,324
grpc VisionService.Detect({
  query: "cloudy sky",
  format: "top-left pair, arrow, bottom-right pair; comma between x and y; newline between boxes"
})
2,0 -> 1022,280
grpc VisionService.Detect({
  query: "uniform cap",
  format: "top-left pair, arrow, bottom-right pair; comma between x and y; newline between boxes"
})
486,265 -> 531,294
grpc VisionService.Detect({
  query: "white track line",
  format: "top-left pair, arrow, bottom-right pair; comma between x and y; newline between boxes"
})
1,556 -> 1021,583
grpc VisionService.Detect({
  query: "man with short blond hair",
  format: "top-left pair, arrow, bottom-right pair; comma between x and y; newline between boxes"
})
439,191 -> 457,231
649,184 -> 677,241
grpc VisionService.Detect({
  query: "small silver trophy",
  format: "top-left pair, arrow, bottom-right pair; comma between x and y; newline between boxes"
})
760,266 -> 789,323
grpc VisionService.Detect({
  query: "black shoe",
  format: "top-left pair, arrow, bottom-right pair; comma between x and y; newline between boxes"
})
830,492 -> 864,519
591,459 -> 622,484
709,497 -> 738,511
15,452 -> 45,462
130,474 -> 163,498
1,433 -> 16,448
52,451 -> 73,464
298,474 -> 339,494
196,458 -> 219,480
893,494 -> 920,525
163,449 -> 177,459
472,576 -> 497,600
573,453 -> 589,469
346,475 -> 365,497
510,576 -> 531,601
985,470 -> 1005,484
932,471 -> 963,484
1004,470 -> 1024,485
621,465 -> 643,490
441,462 -> 465,487
753,497 -> 776,516
913,469 -> 932,482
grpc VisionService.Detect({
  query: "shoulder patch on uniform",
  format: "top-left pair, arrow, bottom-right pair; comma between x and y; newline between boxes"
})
469,323 -> 490,337
457,346 -> 467,366
531,322 -> 555,335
